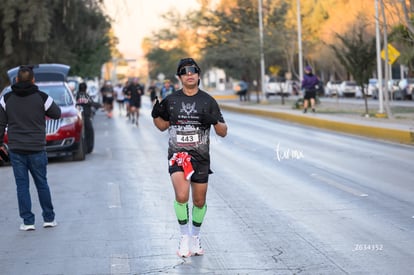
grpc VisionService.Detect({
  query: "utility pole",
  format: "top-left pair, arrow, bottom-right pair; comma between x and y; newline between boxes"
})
258,0 -> 265,103
297,0 -> 303,82
375,0 -> 384,115
380,0 -> 393,118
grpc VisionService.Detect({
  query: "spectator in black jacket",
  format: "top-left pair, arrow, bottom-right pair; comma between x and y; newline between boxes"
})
76,82 -> 95,153
0,65 -> 61,231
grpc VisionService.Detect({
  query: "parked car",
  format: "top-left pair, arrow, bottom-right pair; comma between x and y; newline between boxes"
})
385,79 -> 404,100
1,64 -> 88,161
367,78 -> 378,97
398,78 -> 414,100
370,79 -> 400,99
265,77 -> 296,98
325,80 -> 342,97
388,79 -> 400,100
338,81 -> 359,97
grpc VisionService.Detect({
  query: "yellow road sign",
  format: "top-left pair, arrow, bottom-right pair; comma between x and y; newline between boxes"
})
381,43 -> 400,65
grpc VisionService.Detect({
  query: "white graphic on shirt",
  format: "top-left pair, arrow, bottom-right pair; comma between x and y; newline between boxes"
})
180,102 -> 197,116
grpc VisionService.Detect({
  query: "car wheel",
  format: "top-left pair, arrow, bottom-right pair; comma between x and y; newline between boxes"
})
72,133 -> 86,161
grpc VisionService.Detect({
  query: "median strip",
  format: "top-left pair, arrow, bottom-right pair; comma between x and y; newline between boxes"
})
219,103 -> 414,145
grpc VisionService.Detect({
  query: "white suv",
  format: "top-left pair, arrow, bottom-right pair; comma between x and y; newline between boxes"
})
398,78 -> 414,100
338,81 -> 359,97
325,80 -> 342,97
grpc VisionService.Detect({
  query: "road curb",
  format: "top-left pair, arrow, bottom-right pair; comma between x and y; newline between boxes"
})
220,104 -> 414,145
213,94 -> 238,100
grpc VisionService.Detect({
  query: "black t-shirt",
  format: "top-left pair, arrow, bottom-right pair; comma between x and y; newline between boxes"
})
126,83 -> 143,102
100,86 -> 114,98
159,89 -> 225,162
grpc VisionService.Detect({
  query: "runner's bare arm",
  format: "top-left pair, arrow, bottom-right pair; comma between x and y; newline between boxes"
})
153,117 -> 170,131
213,121 -> 227,137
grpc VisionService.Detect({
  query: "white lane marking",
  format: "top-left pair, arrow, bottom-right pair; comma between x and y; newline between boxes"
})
108,182 -> 121,208
110,254 -> 130,274
312,173 -> 368,197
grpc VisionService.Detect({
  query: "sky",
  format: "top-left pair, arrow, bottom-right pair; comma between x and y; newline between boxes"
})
103,0 -> 201,61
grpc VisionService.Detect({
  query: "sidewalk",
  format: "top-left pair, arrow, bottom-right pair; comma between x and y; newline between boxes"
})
212,91 -> 414,145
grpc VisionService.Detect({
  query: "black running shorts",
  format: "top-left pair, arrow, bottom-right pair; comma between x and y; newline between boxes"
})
169,158 -> 212,183
304,90 -> 316,100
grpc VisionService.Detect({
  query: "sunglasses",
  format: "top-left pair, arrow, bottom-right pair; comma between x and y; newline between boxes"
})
178,66 -> 200,76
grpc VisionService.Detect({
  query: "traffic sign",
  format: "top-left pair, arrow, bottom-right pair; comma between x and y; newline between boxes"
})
381,43 -> 400,64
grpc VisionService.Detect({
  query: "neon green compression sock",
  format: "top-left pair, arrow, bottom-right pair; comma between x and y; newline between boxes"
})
174,200 -> 189,225
192,204 -> 207,227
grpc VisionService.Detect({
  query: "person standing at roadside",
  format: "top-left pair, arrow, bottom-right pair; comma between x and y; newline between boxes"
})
160,79 -> 175,99
301,66 -> 319,113
125,77 -> 144,126
151,58 -> 228,257
76,82 -> 94,153
0,65 -> 61,231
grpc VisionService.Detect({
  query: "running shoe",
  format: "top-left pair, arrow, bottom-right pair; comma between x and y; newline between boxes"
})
20,224 -> 35,231
43,220 -> 58,228
177,234 -> 191,257
191,235 -> 204,256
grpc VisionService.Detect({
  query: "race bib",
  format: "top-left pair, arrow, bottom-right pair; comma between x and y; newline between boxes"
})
176,131 -> 199,145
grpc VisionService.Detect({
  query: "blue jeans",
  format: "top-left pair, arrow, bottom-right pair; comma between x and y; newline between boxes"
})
9,150 -> 55,225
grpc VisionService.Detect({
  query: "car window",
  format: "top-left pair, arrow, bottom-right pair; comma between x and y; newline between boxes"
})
39,84 -> 73,106
7,64 -> 70,84
268,77 -> 285,83
345,81 -> 357,86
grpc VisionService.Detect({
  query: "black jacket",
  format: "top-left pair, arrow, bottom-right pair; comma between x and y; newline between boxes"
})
0,81 -> 61,153
76,91 -> 93,117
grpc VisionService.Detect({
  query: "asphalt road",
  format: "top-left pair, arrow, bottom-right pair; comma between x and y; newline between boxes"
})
0,97 -> 413,274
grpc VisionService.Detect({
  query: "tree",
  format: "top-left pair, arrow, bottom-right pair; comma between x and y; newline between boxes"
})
0,0 -> 112,87
61,0 -> 113,77
146,47 -> 186,81
330,18 -> 377,116
200,0 -> 290,95
144,7 -> 204,82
